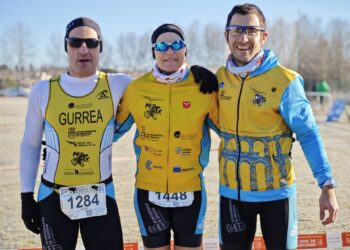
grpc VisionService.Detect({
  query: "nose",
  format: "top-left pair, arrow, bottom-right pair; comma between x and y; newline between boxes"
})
165,47 -> 176,54
79,43 -> 89,53
237,32 -> 249,41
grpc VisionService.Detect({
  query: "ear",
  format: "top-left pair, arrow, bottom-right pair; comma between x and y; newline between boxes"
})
224,31 -> 229,44
261,31 -> 269,45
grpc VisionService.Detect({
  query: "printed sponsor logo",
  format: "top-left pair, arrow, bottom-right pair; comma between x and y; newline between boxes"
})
172,166 -> 194,173
182,101 -> 191,108
139,126 -> 163,142
71,151 -> 90,167
59,110 -> 103,125
143,145 -> 163,156
144,103 -> 162,120
145,160 -> 152,170
68,102 -> 93,109
174,132 -> 197,140
174,131 -> 181,138
219,82 -> 225,88
219,90 -> 232,100
290,226 -> 297,237
175,147 -> 192,156
143,95 -> 165,102
226,202 -> 246,233
64,169 -> 94,175
68,128 -> 96,139
66,140 -> 96,147
145,160 -> 162,170
173,166 -> 181,172
182,166 -> 195,171
253,93 -> 266,106
97,90 -> 109,99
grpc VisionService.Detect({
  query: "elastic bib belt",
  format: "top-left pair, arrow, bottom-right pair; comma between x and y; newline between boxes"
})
41,175 -> 113,190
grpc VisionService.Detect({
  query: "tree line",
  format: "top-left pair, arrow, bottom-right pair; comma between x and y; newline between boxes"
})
1,15 -> 350,91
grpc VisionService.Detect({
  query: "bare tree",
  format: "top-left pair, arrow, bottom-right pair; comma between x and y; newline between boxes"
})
326,19 -> 350,90
288,15 -> 319,89
203,23 -> 226,69
3,22 -> 36,69
135,32 -> 152,72
45,32 -> 66,68
115,32 -> 139,71
99,39 -> 116,70
1,22 -> 36,88
186,21 -> 203,65
265,18 -> 293,66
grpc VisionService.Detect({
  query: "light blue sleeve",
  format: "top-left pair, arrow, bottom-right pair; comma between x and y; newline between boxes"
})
113,114 -> 135,142
279,76 -> 333,187
207,117 -> 221,136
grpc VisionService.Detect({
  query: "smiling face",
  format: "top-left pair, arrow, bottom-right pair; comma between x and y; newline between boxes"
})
67,26 -> 100,77
154,32 -> 187,73
225,13 -> 268,66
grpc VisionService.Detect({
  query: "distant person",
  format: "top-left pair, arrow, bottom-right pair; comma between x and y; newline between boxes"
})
19,17 -> 218,250
316,80 -> 331,110
114,23 -> 219,250
216,4 -> 338,249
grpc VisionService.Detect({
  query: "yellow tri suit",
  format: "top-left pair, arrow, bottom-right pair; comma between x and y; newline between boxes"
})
114,71 -> 220,193
43,71 -> 115,186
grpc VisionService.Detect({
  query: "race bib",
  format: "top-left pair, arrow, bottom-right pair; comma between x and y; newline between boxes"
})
149,191 -> 194,207
59,183 -> 107,220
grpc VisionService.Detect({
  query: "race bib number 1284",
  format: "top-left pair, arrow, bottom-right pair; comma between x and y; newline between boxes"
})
59,183 -> 107,220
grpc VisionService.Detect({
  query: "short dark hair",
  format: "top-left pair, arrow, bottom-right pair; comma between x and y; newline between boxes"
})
225,3 -> 266,29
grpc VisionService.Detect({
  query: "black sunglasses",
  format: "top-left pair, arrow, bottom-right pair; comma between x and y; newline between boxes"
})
66,37 -> 100,49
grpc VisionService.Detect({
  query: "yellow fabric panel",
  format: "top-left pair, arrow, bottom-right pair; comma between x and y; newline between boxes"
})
217,65 -> 297,192
45,72 -> 113,186
240,162 -> 251,191
256,163 -> 266,191
116,71 -> 219,193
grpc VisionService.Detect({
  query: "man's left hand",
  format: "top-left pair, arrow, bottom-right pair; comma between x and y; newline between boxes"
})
319,187 -> 339,225
190,65 -> 218,94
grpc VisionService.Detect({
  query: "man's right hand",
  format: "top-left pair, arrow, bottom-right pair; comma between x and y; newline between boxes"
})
21,192 -> 40,234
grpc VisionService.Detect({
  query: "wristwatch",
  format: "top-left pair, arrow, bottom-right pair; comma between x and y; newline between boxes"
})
322,178 -> 337,189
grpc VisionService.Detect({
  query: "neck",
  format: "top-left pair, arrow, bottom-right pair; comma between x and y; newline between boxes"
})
158,67 -> 176,75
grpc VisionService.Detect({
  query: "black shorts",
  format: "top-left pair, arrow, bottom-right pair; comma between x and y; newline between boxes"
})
134,188 -> 206,248
219,195 -> 298,250
37,182 -> 123,250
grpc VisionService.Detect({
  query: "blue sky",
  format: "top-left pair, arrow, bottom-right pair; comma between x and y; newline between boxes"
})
1,0 -> 350,67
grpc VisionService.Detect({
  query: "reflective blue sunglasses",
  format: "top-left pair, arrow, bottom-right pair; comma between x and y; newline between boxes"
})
152,40 -> 186,52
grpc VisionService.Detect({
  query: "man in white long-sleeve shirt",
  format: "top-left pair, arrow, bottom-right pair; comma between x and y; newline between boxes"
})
20,17 -> 132,250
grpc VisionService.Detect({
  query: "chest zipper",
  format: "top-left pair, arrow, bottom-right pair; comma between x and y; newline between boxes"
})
166,83 -> 172,194
236,76 -> 246,201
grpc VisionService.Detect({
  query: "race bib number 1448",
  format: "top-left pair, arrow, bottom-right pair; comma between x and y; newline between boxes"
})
149,191 -> 194,207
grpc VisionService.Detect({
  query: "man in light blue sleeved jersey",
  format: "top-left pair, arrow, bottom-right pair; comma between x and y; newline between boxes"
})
216,3 -> 339,250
